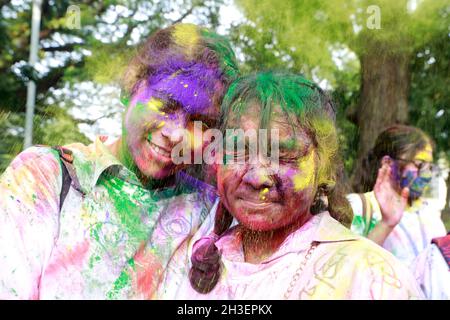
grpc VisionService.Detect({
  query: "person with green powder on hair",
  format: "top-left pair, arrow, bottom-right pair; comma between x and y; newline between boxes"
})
157,71 -> 423,300
0,23 -> 239,299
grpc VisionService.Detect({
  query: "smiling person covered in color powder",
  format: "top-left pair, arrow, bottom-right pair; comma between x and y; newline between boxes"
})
347,126 -> 447,268
156,72 -> 423,300
0,23 -> 238,299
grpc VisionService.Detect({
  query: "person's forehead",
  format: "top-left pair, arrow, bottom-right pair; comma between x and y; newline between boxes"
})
229,102 -> 308,140
132,78 -> 219,116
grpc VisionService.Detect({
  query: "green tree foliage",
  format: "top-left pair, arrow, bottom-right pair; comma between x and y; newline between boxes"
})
0,0 -> 223,171
232,0 -> 449,181
410,33 -> 450,160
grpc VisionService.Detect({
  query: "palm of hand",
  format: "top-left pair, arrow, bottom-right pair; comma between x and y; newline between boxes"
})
373,165 -> 409,227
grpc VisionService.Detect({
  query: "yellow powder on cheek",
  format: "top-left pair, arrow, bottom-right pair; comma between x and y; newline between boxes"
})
293,151 -> 316,192
414,144 -> 433,162
147,98 -> 164,113
156,121 -> 165,129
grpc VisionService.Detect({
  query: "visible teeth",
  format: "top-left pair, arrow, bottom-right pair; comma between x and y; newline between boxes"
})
152,144 -> 170,157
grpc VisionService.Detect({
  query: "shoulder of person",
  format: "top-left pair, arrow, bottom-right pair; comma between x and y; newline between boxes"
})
1,146 -> 63,189
321,229 -> 412,272
7,145 -> 60,169
346,193 -> 363,214
327,237 -> 423,298
62,141 -> 95,158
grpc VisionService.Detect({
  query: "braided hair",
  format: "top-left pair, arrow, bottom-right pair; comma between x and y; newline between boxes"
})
189,71 -> 353,293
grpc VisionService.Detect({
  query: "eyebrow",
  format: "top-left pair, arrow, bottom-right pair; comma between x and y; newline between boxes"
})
279,138 -> 298,150
279,138 -> 312,156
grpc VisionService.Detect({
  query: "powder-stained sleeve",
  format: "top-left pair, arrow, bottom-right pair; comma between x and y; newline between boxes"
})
0,147 -> 62,299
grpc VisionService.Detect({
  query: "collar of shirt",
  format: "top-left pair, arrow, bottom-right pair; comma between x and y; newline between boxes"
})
216,211 -> 359,266
63,136 -> 141,194
64,137 -> 218,203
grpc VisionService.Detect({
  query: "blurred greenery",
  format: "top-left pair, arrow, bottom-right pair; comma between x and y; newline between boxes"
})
0,0 -> 224,171
0,0 -> 448,228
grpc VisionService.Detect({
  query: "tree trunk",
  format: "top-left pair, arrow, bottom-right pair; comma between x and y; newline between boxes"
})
351,50 -> 411,192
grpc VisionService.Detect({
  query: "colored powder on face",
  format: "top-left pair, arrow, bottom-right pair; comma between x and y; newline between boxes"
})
125,101 -> 150,133
414,144 -> 433,162
156,121 -> 165,129
223,72 -> 340,196
221,72 -> 325,135
147,67 -> 219,115
147,132 -> 152,143
147,97 -> 164,113
259,188 -> 269,200
293,151 -> 316,192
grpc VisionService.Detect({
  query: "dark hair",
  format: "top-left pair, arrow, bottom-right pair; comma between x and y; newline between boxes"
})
120,23 -> 239,108
189,71 -> 353,294
356,124 -> 434,192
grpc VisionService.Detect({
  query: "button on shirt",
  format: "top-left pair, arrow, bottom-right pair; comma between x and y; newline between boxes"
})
157,211 -> 423,300
0,137 -> 217,299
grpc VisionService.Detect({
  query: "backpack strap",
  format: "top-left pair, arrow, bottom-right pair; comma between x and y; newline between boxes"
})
431,234 -> 450,269
357,193 -> 373,237
52,146 -> 84,211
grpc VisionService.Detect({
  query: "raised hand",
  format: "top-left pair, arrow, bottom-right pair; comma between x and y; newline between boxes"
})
373,158 -> 409,228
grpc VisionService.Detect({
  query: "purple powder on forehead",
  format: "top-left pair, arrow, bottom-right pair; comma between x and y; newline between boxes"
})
137,58 -> 224,114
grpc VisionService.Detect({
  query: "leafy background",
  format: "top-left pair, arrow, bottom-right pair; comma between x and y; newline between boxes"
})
0,0 -> 448,227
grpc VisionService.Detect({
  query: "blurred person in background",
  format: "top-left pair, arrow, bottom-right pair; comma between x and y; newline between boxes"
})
347,125 -> 447,269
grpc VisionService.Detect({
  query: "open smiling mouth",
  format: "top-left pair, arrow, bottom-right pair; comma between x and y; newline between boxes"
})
147,140 -> 173,163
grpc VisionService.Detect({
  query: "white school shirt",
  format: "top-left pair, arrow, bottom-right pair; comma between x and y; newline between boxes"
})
0,138 -> 217,299
347,192 -> 447,267
412,242 -> 450,300
157,211 -> 423,300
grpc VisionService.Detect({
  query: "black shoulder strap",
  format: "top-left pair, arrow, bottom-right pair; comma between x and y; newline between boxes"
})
52,146 -> 84,211
59,160 -> 72,212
